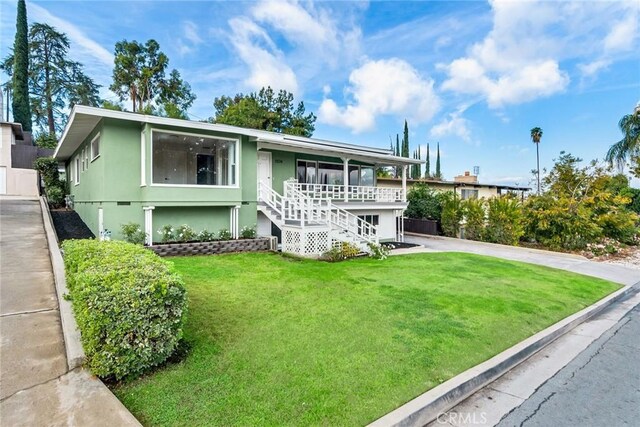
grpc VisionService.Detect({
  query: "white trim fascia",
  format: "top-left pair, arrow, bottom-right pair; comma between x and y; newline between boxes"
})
140,130 -> 146,187
57,105 -> 415,162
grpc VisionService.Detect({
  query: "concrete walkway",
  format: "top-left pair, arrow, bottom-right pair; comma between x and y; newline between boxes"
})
0,199 -> 140,426
404,234 -> 639,286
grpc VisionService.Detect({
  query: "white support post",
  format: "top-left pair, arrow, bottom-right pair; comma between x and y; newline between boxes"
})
98,207 -> 104,240
342,157 -> 349,202
401,165 -> 408,202
143,206 -> 155,246
230,205 -> 240,239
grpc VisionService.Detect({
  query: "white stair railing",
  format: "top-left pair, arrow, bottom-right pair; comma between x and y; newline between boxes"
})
259,180 -> 379,254
329,205 -> 378,247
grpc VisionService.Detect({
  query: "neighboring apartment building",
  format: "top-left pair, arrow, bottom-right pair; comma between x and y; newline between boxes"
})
54,106 -> 422,256
377,171 -> 530,200
0,121 -> 38,197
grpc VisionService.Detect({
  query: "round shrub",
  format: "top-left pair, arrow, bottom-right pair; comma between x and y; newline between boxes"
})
62,240 -> 187,380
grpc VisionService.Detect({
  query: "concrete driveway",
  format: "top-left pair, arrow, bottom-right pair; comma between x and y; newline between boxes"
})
0,198 -> 140,426
404,234 -> 639,286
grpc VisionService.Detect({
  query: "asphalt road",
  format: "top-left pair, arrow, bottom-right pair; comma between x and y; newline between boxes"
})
496,304 -> 640,427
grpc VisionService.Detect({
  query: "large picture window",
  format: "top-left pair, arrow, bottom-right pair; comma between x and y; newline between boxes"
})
152,131 -> 237,186
296,160 -> 375,186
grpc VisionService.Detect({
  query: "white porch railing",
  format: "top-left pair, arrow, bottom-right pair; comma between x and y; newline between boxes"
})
286,181 -> 405,203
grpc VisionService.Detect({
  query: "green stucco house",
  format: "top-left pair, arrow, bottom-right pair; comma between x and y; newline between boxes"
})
54,106 -> 421,256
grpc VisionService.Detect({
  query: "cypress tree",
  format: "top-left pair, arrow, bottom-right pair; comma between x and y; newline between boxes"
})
425,143 -> 430,178
417,145 -> 421,179
435,142 -> 442,179
395,134 -> 401,177
402,119 -> 409,157
12,0 -> 31,133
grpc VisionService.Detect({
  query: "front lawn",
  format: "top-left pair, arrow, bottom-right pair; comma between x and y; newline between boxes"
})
113,252 -> 620,426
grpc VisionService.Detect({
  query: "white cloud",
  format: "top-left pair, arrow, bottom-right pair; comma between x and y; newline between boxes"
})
604,14 -> 637,52
183,21 -> 203,45
29,3 -> 113,67
228,17 -> 298,93
441,0 -> 571,108
430,112 -> 472,143
318,58 -> 440,133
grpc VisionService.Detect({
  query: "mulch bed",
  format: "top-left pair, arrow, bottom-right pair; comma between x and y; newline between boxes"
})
50,209 -> 95,241
382,241 -> 421,249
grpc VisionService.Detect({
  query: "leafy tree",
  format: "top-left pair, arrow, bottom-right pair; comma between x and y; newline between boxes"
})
110,39 -> 195,119
523,152 -> 638,249
28,23 -> 101,136
102,100 -> 124,111
11,0 -> 31,132
405,183 -> 443,221
34,132 -> 57,149
606,105 -> 640,169
2,23 -> 101,137
213,87 -> 315,137
425,143 -> 430,178
435,142 -> 442,179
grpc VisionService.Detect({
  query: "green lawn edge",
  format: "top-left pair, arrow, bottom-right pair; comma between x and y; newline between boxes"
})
113,252 -> 621,426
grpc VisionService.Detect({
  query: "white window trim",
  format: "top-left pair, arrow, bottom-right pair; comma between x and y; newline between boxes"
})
149,128 -> 240,188
90,133 -> 101,162
297,159 -> 374,186
74,157 -> 80,185
140,131 -> 146,187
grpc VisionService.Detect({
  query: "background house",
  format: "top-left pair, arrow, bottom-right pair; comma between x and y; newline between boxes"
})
377,171 -> 530,200
0,121 -> 41,197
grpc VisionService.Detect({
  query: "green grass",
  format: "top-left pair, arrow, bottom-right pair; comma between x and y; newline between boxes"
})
113,252 -> 620,426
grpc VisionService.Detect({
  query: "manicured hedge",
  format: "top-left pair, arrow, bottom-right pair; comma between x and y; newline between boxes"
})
62,240 -> 187,380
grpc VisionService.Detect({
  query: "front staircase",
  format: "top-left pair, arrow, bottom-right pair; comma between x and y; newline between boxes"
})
258,180 -> 378,257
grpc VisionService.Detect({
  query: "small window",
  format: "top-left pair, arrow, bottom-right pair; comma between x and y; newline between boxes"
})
461,189 -> 479,200
91,134 -> 100,160
85,147 -> 89,167
74,157 -> 80,184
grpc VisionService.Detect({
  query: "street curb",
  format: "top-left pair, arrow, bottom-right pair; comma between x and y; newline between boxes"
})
39,197 -> 86,370
367,280 -> 640,427
403,232 -> 587,260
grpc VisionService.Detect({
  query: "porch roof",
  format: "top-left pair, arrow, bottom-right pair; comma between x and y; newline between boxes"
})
54,105 -> 423,166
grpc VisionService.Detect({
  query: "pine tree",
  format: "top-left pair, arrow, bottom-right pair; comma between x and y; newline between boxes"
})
435,142 -> 442,180
425,143 -> 430,178
12,0 -> 31,133
402,120 -> 409,157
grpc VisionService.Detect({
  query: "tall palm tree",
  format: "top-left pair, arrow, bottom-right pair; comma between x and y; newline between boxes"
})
606,105 -> 640,170
530,127 -> 543,194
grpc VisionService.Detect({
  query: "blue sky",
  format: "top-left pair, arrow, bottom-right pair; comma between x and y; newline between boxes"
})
1,0 -> 638,186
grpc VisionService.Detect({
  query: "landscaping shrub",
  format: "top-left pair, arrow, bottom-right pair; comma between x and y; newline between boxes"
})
240,225 -> 257,239
34,156 -> 66,207
367,243 -> 390,260
406,183 -> 443,221
176,224 -> 197,242
197,229 -> 216,242
440,192 -> 463,237
462,198 -> 485,241
484,196 -> 524,246
158,224 -> 175,243
121,222 -> 146,245
322,242 -> 360,261
218,228 -> 232,240
62,240 -> 187,380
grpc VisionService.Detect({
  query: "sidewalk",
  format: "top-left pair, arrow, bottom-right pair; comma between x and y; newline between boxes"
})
0,199 -> 139,426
